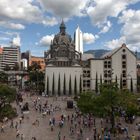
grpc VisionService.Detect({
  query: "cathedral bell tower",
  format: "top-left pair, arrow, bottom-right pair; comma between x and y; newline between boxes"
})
59,20 -> 66,35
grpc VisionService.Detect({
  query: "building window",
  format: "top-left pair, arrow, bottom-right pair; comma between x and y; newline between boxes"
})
108,61 -> 111,65
123,79 -> 127,86
122,54 -> 126,59
104,73 -> 107,77
108,65 -> 111,68
104,65 -> 107,68
122,65 -> 126,68
83,70 -> 90,77
122,49 -> 126,52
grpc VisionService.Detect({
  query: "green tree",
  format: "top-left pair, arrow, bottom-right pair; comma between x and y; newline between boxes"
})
137,75 -> 140,92
118,90 -> 139,117
77,83 -> 140,130
99,83 -> 119,129
28,62 -> 44,92
47,76 -> 49,95
58,73 -> 61,96
52,73 -> 55,95
13,62 -> 19,71
120,75 -> 122,90
0,85 -> 17,120
74,76 -> 77,95
28,62 -> 41,71
95,72 -> 98,93
78,83 -> 119,129
77,92 -> 94,114
79,76 -> 82,93
130,78 -> 133,93
63,74 -> 66,95
100,74 -> 102,86
4,64 -> 11,71
0,84 -> 16,103
115,75 -> 118,84
0,71 -> 8,84
69,75 -> 72,95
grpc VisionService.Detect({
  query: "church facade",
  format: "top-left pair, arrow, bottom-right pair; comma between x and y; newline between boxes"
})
44,21 -> 137,95
44,21 -> 83,96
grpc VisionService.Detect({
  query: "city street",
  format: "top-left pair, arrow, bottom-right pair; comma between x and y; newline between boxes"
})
0,92 -> 140,140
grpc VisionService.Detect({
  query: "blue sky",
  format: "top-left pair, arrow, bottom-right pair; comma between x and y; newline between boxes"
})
0,0 -> 140,56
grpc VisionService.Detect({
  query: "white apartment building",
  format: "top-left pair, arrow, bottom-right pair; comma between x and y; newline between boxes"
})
88,44 -> 137,92
0,46 -> 20,70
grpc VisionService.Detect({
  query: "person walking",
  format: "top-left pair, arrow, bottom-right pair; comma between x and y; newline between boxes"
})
16,130 -> 20,138
10,120 -> 14,128
15,121 -> 18,130
21,134 -> 24,140
58,131 -> 61,140
131,134 -> 136,140
31,137 -> 36,140
1,124 -> 4,133
63,136 -> 66,140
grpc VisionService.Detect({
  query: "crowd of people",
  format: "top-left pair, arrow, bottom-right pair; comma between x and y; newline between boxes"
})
0,91 -> 140,140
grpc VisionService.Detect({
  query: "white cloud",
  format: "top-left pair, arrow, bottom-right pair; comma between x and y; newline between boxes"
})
0,21 -> 25,30
0,36 -> 10,41
0,37 -> 10,41
42,17 -> 58,26
0,0 -> 59,29
0,0 -> 139,30
105,36 -> 126,49
83,33 -> 98,44
99,21 -> 112,34
0,0 -> 42,23
38,0 -> 89,18
12,34 -> 21,46
87,0 -> 140,27
31,50 -> 44,57
118,9 -> 140,50
106,36 -> 140,51
40,34 -> 54,46
0,31 -> 19,36
9,23 -> 25,30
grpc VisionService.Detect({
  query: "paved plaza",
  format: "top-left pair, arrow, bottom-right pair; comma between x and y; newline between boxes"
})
0,92 -> 140,140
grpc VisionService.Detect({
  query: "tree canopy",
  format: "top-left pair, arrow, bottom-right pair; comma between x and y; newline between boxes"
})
0,71 -> 8,84
27,62 -> 44,93
0,85 -> 17,120
77,83 -> 140,128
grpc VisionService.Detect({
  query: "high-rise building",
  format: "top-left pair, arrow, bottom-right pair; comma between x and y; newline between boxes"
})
0,47 -> 3,71
0,45 -> 21,70
74,26 -> 83,54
